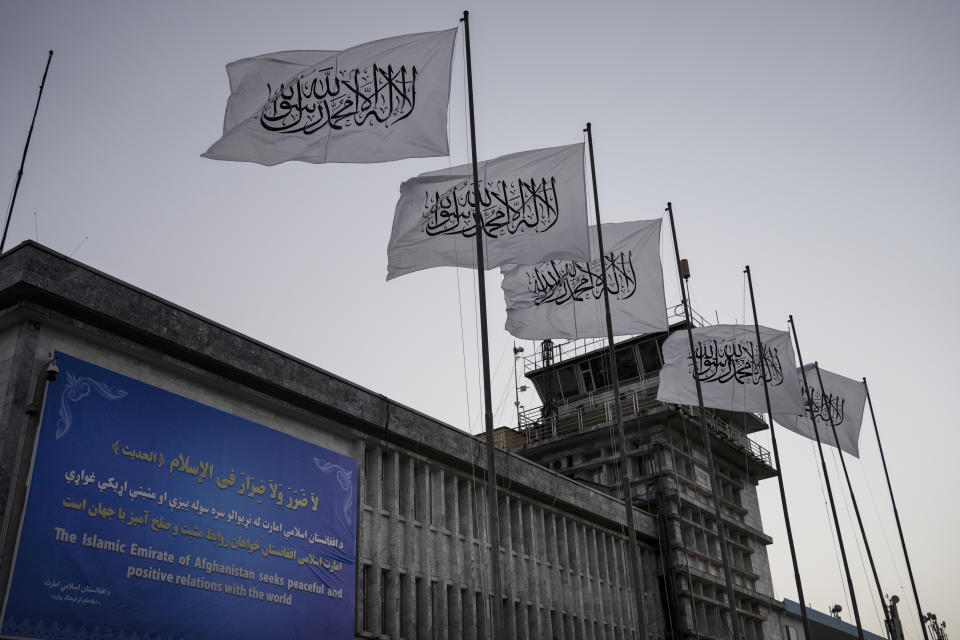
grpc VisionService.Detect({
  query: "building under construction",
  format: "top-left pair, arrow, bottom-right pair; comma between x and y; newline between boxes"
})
492,331 -> 784,640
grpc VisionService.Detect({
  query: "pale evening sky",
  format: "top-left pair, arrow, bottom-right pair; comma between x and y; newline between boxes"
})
1,1 -> 958,635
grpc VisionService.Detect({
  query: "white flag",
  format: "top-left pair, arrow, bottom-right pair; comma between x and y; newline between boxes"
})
774,365 -> 866,457
500,220 -> 668,339
219,50 -> 339,134
657,324 -> 805,415
203,29 -> 457,165
386,144 -> 590,280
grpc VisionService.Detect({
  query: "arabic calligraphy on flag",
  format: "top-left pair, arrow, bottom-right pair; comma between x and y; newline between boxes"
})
386,144 -> 590,279
501,220 -> 668,339
773,365 -> 866,457
203,29 -> 457,165
217,50 -> 339,134
656,324 -> 805,415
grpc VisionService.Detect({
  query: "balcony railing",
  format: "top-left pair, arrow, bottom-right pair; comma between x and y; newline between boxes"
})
511,374 -> 773,468
519,303 -> 709,375
686,407 -> 773,467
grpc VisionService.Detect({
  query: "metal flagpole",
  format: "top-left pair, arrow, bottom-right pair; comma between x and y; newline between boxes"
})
863,377 -> 930,640
1,50 -> 53,254
460,12 -> 503,638
743,266 -> 813,640
665,202 -> 743,640
584,123 -> 648,639
811,364 -> 893,638
787,316 -> 866,640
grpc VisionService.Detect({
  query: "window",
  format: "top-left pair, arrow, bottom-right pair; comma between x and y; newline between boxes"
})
579,361 -> 596,392
414,461 -> 428,522
638,338 -> 662,374
399,456 -> 411,517
364,447 -> 379,506
381,451 -> 393,511
557,366 -> 581,398
589,358 -> 609,389
616,347 -> 640,381
400,573 -> 412,632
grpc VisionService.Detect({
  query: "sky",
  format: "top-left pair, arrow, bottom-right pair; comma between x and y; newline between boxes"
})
1,0 -> 958,636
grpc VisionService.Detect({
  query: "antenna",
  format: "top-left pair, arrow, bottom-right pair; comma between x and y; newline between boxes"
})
1,51 -> 54,254
69,235 -> 88,258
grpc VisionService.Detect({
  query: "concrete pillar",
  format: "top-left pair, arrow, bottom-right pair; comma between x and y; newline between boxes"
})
541,509 -> 557,640
385,450 -> 401,638
402,457 -> 418,640
417,464 -> 434,638
525,504 -> 542,640
433,469 -> 449,638
501,494 -> 517,640
367,444 -> 383,635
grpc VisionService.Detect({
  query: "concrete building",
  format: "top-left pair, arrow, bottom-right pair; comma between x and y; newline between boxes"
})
780,599 -> 885,640
0,242 -> 668,640
0,242 -> 788,639
495,331 -> 785,640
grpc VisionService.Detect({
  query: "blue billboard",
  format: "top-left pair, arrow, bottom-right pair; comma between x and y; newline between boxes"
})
1,351 -> 357,639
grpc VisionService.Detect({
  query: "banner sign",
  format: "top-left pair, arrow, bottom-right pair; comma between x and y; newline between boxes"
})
1,352 -> 357,640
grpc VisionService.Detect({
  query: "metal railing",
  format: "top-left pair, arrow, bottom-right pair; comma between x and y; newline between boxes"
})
512,375 -> 773,468
685,407 -> 773,467
518,303 -> 709,375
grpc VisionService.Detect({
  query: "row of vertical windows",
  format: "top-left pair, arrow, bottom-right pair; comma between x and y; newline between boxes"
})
531,335 -> 667,404
359,443 -> 649,639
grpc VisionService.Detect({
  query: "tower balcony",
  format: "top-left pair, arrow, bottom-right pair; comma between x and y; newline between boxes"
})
504,373 -> 775,476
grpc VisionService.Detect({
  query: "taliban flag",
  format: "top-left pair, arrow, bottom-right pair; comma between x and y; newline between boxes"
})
216,50 -> 338,134
773,365 -> 866,457
500,220 -> 668,339
657,324 -> 805,415
386,144 -> 590,279
203,29 -> 457,165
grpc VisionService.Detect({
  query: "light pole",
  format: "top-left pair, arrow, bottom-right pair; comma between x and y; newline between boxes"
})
513,343 -> 526,430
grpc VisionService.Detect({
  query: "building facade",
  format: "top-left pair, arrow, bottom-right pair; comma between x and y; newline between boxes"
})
495,332 -> 785,640
0,242 -> 668,640
0,242 -> 789,639
780,599 -> 885,640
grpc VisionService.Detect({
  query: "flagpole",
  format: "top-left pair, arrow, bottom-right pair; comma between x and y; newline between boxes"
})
1,50 -> 53,254
787,316 -> 866,640
863,377 -> 929,640
743,266 -> 813,640
665,202 -> 743,640
460,12 -> 503,639
811,363 -> 893,637
585,123 -> 647,639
